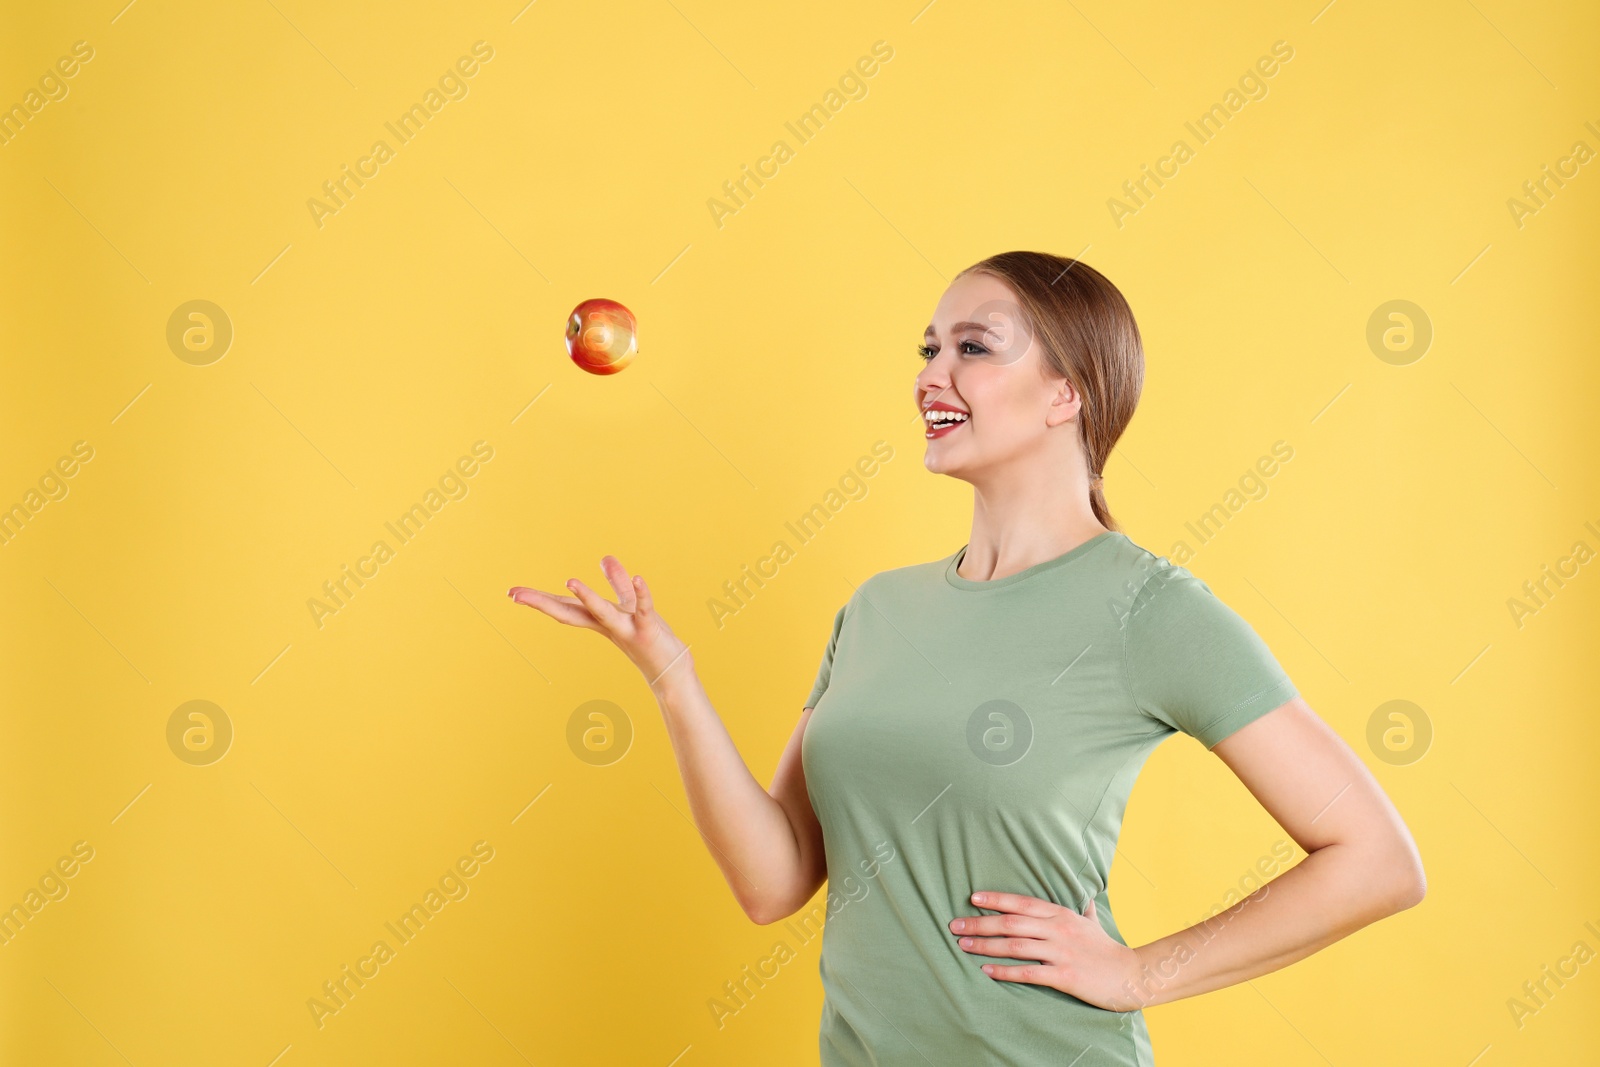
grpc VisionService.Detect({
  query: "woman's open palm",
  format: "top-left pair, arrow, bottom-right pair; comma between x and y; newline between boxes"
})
508,555 -> 692,686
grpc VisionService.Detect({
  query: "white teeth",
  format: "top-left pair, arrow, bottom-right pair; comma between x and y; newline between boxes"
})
923,409 -> 969,425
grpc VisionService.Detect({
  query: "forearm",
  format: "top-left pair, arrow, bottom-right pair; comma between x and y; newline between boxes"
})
1123,841 -> 1422,1009
650,661 -> 810,921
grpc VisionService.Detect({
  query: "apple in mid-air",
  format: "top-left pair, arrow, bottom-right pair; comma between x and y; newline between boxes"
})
566,298 -> 638,375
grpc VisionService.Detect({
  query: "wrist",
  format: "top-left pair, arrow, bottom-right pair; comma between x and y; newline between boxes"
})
1124,939 -> 1181,1010
646,647 -> 699,698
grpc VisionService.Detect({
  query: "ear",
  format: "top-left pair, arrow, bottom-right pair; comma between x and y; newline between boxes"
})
1044,378 -> 1083,429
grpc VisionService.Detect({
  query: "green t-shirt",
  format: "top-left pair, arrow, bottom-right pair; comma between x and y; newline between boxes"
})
801,530 -> 1298,1066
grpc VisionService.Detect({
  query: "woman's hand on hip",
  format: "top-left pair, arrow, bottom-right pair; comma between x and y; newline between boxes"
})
508,555 -> 692,687
949,891 -> 1146,1012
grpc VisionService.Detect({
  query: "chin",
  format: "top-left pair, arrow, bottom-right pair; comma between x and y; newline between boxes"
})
922,452 -> 967,479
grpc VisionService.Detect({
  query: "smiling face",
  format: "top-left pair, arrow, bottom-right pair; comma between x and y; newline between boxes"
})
915,271 -> 1084,481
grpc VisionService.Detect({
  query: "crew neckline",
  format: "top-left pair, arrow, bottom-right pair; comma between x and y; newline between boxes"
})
945,531 -> 1119,590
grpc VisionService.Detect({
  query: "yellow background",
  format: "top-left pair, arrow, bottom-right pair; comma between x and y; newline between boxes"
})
3,0 -> 1597,1063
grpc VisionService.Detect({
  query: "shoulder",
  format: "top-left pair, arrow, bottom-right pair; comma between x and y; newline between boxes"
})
1098,530 -> 1167,580
876,551 -> 957,582
1117,546 -> 1268,659
852,549 -> 960,596
1093,532 -> 1195,620
815,556 -> 942,624
1128,556 -> 1208,613
821,550 -> 962,623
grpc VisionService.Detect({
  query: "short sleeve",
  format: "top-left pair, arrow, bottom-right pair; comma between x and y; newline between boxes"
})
805,603 -> 848,709
1120,563 -> 1298,749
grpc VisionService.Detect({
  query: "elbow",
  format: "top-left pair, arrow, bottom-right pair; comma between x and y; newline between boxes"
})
743,855 -> 826,926
1392,867 -> 1426,912
1377,841 -> 1427,915
743,898 -> 792,927
737,883 -> 792,926
738,893 -> 771,926
743,878 -> 820,926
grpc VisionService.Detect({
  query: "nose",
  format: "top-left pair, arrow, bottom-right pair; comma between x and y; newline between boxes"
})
915,350 -> 954,410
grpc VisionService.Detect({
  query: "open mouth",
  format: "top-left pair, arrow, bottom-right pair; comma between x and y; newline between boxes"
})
923,408 -> 969,439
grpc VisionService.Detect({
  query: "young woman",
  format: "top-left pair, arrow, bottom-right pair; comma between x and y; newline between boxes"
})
508,250 -> 1426,1066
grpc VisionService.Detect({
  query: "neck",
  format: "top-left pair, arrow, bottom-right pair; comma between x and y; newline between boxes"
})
958,457 -> 1105,581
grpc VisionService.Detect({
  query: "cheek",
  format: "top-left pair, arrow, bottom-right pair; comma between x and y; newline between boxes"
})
977,385 -> 1050,437
964,372 -> 1015,422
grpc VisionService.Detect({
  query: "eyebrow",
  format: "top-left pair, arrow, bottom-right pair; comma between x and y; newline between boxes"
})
923,321 -> 996,337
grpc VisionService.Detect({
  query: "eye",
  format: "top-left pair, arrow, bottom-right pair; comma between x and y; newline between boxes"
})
918,340 -> 988,361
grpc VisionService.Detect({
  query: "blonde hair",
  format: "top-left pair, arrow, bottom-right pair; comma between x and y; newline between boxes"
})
953,251 -> 1144,531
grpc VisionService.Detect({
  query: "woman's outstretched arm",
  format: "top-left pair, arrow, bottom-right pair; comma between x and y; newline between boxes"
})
510,555 -> 826,925
651,671 -> 828,924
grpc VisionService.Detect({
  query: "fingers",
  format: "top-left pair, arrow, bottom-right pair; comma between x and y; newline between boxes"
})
951,913 -> 1050,939
967,891 -> 1059,918
507,586 -> 604,632
954,936 -> 1052,962
508,563 -> 656,635
564,577 -> 625,632
978,963 -> 1054,985
598,555 -> 638,612
632,573 -> 654,616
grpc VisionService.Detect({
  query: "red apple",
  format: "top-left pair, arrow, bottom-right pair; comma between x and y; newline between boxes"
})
566,298 -> 638,375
